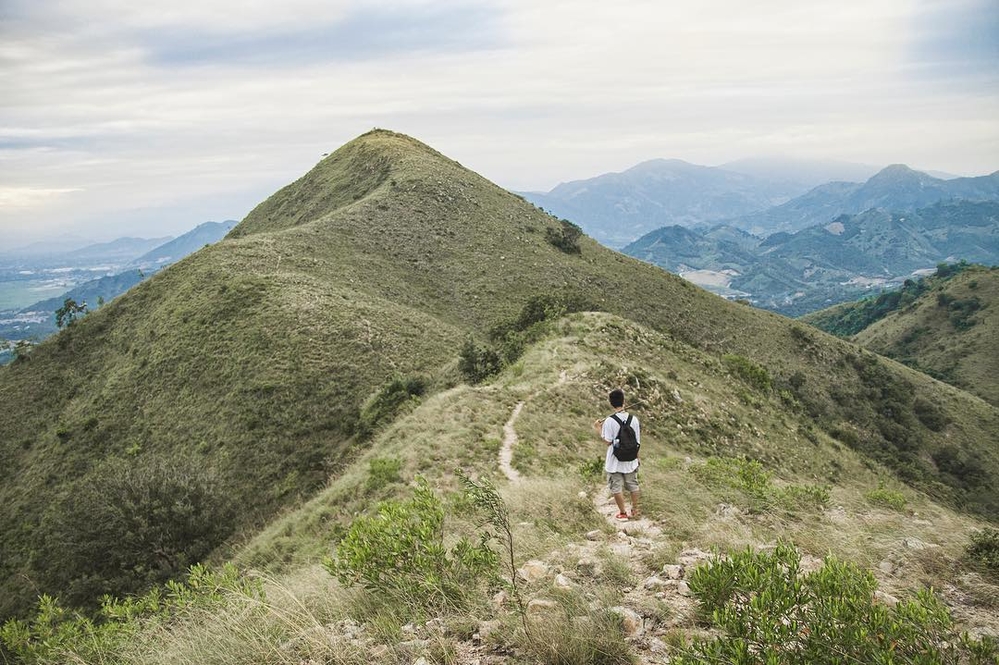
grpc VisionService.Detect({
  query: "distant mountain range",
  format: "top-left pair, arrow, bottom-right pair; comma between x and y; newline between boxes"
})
520,159 -> 808,247
0,221 -> 236,344
726,165 -> 999,236
523,161 -> 999,247
624,200 -> 999,315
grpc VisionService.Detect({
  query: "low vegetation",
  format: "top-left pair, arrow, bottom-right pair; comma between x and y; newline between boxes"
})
677,542 -> 997,664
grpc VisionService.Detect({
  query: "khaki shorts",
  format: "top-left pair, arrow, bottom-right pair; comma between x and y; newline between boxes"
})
607,471 -> 639,494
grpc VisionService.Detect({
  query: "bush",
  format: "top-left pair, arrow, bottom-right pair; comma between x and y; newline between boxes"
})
690,457 -> 829,513
0,563 -> 260,664
545,218 -> 583,254
366,457 -> 403,491
357,375 -> 426,437
865,481 -> 907,511
966,528 -> 999,577
33,457 -> 236,609
325,479 -> 498,613
722,354 -> 772,392
458,337 -> 502,384
676,542 -> 998,664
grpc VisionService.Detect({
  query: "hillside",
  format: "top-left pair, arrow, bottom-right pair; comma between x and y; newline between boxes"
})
8,312 -> 999,663
520,159 -> 804,247
1,130 -> 997,626
727,165 -> 999,235
844,266 -> 998,406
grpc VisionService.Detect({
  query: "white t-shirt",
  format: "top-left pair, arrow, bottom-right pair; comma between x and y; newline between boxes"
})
601,411 -> 640,474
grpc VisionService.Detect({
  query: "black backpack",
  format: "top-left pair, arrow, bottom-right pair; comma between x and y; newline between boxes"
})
610,414 -> 639,462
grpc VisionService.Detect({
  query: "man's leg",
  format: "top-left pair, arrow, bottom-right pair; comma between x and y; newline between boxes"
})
608,473 -> 629,519
629,491 -> 641,517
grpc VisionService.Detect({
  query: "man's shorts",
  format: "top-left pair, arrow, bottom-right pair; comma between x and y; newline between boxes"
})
607,470 -> 639,494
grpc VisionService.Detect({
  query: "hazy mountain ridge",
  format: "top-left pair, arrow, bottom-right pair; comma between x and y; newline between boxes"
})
624,200 -> 999,315
0,222 -> 237,348
521,159 -> 807,247
1,130 -> 996,629
726,165 -> 999,236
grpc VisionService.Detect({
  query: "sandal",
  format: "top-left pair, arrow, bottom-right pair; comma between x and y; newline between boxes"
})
614,512 -> 630,522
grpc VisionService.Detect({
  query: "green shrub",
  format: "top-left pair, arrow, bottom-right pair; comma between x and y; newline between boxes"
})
966,528 -> 999,576
32,457 -> 236,609
676,542 -> 998,664
366,457 -> 403,492
545,218 -> 583,254
357,375 -> 426,437
914,396 -> 950,432
458,337 -> 501,384
690,457 -> 829,512
865,481 -> 907,511
0,563 -> 260,664
578,457 -> 605,478
325,478 -> 498,613
722,354 -> 772,392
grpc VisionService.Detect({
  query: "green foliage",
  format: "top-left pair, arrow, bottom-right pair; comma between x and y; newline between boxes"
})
33,457 -> 236,609
722,354 -> 772,392
578,457 -> 605,478
358,375 -> 427,438
458,337 -> 502,384
365,457 -> 403,492
913,397 -> 950,432
54,298 -> 87,328
865,481 -> 908,511
0,563 -> 260,664
490,291 -> 598,364
690,457 -> 829,512
966,528 -> 999,577
325,478 -> 498,613
677,542 -> 998,665
457,470 -> 534,645
545,218 -> 583,254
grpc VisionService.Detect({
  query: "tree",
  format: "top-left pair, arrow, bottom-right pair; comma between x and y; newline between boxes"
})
55,298 -> 87,328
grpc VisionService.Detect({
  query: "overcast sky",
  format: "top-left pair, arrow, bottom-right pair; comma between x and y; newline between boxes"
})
2,0 -> 997,246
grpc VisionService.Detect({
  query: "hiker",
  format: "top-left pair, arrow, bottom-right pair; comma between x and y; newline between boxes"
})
593,388 -> 641,521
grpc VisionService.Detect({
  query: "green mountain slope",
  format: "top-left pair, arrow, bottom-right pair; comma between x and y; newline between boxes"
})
1,130 -> 997,622
13,312 -> 999,663
849,266 -> 998,406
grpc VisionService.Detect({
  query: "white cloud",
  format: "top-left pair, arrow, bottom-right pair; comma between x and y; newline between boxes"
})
0,0 -> 996,244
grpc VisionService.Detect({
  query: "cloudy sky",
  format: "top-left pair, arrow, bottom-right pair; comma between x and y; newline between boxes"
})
2,0 -> 997,246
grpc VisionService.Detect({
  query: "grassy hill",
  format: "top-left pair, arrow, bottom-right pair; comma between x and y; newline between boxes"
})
8,312 -> 999,663
856,266 -> 997,406
1,130 -> 997,627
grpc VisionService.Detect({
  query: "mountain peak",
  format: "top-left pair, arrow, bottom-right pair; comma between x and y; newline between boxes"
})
230,129 -> 458,238
867,164 -> 938,185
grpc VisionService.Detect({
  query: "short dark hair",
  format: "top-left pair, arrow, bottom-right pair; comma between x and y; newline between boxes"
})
609,389 -> 624,408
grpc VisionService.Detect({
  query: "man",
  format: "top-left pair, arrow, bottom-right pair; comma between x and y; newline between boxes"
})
593,388 -> 640,521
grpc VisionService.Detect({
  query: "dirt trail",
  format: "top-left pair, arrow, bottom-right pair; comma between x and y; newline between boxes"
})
498,370 -> 567,484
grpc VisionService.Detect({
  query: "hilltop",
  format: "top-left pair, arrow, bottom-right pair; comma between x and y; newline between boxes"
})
1,129 -> 997,629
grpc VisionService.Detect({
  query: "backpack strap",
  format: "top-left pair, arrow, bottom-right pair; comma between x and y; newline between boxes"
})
609,414 -> 632,427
